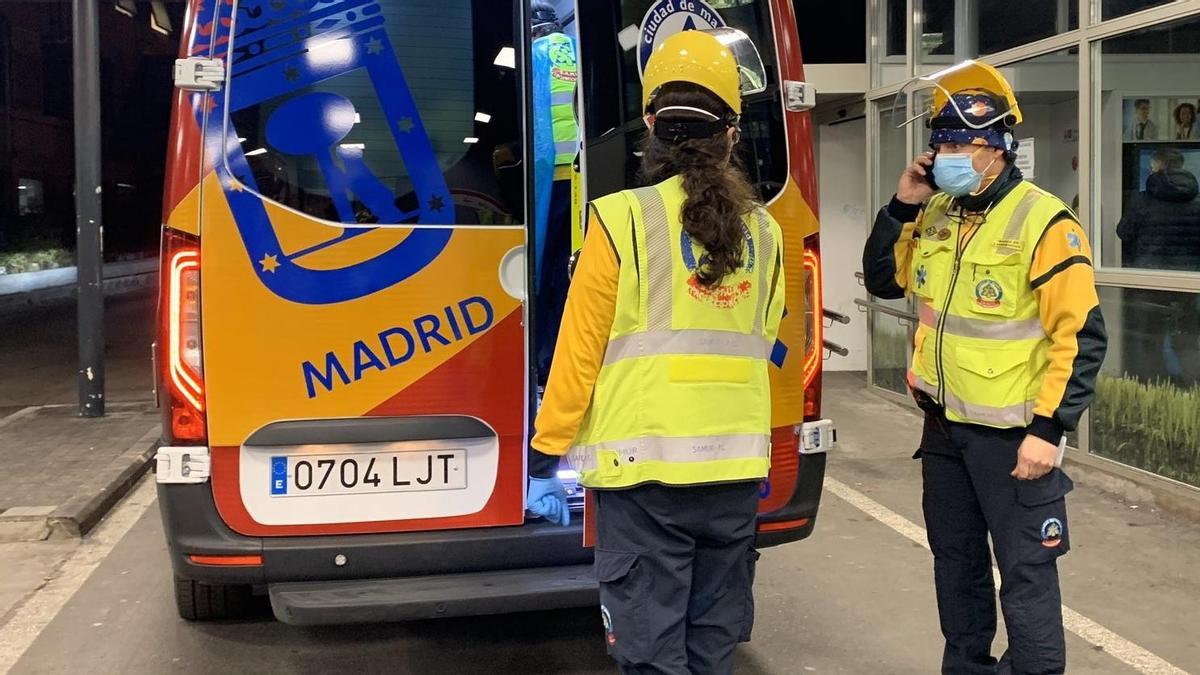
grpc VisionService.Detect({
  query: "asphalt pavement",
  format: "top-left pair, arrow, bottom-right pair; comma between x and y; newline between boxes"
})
2,374 -> 1196,674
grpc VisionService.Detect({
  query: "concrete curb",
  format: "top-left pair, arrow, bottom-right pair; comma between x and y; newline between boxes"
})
46,426 -> 161,538
1063,448 -> 1200,523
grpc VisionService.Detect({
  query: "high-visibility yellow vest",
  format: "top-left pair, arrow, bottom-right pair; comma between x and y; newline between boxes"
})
544,33 -> 578,166
908,181 -> 1072,428
568,176 -> 782,489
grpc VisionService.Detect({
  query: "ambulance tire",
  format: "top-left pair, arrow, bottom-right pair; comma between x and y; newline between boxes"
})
174,576 -> 251,621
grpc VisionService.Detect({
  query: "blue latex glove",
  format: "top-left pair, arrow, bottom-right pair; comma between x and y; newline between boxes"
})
526,476 -> 570,526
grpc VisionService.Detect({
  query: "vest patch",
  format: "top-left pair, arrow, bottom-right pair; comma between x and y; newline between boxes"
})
974,278 -> 1004,309
995,237 -> 1023,252
681,224 -> 755,309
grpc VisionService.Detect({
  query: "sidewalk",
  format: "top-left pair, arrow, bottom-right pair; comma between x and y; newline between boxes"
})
0,289 -> 160,541
0,403 -> 159,540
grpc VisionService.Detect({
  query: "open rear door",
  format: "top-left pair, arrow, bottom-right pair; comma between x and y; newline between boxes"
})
188,0 -> 531,536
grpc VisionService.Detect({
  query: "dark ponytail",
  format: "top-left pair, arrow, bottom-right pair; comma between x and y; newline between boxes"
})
638,83 -> 757,287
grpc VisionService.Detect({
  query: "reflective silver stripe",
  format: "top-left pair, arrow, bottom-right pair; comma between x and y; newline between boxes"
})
910,375 -> 1031,427
633,186 -> 673,331
918,303 -> 1045,340
550,91 -> 575,106
752,209 -> 772,335
554,140 -> 577,156
911,373 -> 937,399
568,433 -> 769,472
603,329 -> 772,366
996,190 -> 1044,255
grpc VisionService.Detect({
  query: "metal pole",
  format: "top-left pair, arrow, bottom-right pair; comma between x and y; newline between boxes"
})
954,0 -> 979,61
73,0 -> 104,417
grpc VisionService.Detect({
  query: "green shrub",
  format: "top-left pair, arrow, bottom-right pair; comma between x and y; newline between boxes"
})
0,247 -> 73,274
1090,375 -> 1200,487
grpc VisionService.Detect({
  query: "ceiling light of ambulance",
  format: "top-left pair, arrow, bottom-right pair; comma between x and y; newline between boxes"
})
463,137 -> 479,144
114,0 -> 136,18
245,148 -> 268,157
237,137 -> 246,143
340,143 -> 366,150
475,112 -> 492,124
494,47 -> 516,69
354,112 -> 361,123
617,25 -> 639,51
307,37 -> 356,71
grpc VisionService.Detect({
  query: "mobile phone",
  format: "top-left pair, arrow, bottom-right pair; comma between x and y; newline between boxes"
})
923,150 -> 939,190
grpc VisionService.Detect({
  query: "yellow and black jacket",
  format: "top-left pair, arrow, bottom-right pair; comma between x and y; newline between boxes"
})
863,165 -> 1107,444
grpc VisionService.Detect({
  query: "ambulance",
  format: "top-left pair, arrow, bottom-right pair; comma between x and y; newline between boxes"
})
155,0 -> 833,623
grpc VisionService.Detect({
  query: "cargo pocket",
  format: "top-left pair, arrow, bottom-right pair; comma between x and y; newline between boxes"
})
595,549 -> 648,661
738,548 -> 762,643
1014,470 -> 1074,565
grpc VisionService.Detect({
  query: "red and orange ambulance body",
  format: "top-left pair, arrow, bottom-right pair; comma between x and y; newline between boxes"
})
155,0 -> 832,623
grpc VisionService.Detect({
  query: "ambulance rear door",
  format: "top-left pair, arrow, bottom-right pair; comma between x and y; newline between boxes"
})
191,0 -> 533,537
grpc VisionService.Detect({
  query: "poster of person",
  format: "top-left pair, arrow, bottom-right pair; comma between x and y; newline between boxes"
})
1123,96 -> 1200,141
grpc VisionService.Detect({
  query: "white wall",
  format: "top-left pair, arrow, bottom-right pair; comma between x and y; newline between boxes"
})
816,117 -> 869,371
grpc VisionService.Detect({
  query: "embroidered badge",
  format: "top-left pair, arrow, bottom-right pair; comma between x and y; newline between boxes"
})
974,278 -> 1003,309
924,225 -> 938,238
1041,517 -> 1064,548
936,228 -> 952,241
601,604 -> 617,646
682,224 -> 755,308
1067,231 -> 1082,251
916,265 -> 928,288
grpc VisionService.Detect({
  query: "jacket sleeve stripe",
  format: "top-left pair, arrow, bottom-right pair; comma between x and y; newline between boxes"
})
1031,255 -> 1092,290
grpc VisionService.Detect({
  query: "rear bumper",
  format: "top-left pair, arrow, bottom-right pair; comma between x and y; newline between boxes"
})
269,564 -> 597,625
755,442 -> 828,548
157,482 -> 592,589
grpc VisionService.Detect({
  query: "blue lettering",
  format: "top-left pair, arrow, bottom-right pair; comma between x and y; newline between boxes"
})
352,340 -> 386,381
415,314 -> 452,353
302,352 -> 351,399
459,296 -> 494,335
443,306 -> 464,341
379,326 -> 415,366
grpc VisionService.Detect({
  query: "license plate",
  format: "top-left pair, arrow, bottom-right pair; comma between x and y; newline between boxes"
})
269,449 -> 466,497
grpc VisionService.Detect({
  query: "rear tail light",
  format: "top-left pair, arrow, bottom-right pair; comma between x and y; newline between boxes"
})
802,235 -> 823,421
160,229 -> 206,443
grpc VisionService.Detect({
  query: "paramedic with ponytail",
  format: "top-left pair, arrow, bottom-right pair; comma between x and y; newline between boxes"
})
525,28 -> 784,674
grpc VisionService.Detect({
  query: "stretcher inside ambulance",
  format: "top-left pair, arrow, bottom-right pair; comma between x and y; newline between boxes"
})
155,0 -> 831,624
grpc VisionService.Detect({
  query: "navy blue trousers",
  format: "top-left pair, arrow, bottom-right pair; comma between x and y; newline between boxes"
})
593,482 -> 760,675
919,413 -> 1073,675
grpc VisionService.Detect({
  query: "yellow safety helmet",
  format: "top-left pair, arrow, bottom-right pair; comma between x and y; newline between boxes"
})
928,60 -> 1023,127
642,28 -> 767,116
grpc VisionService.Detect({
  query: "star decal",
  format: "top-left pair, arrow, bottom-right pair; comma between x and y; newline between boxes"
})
284,65 -> 300,82
428,195 -> 445,212
225,177 -> 245,192
398,117 -> 414,133
259,253 -> 280,273
366,37 -> 383,55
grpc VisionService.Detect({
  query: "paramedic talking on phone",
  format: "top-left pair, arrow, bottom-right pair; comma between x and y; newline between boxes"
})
862,61 -> 1107,674
526,28 -> 784,674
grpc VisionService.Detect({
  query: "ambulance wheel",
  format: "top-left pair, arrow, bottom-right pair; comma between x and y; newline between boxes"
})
174,576 -> 250,621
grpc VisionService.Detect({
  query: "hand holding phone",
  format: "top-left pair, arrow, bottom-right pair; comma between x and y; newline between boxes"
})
897,151 -> 937,206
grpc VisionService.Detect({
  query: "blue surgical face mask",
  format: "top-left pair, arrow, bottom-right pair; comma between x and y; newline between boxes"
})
932,152 -> 985,197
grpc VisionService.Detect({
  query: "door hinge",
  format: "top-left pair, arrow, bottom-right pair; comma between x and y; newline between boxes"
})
174,57 -> 225,92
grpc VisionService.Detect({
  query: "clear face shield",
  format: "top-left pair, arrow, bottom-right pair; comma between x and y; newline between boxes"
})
890,60 -> 1023,134
706,27 -> 768,99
